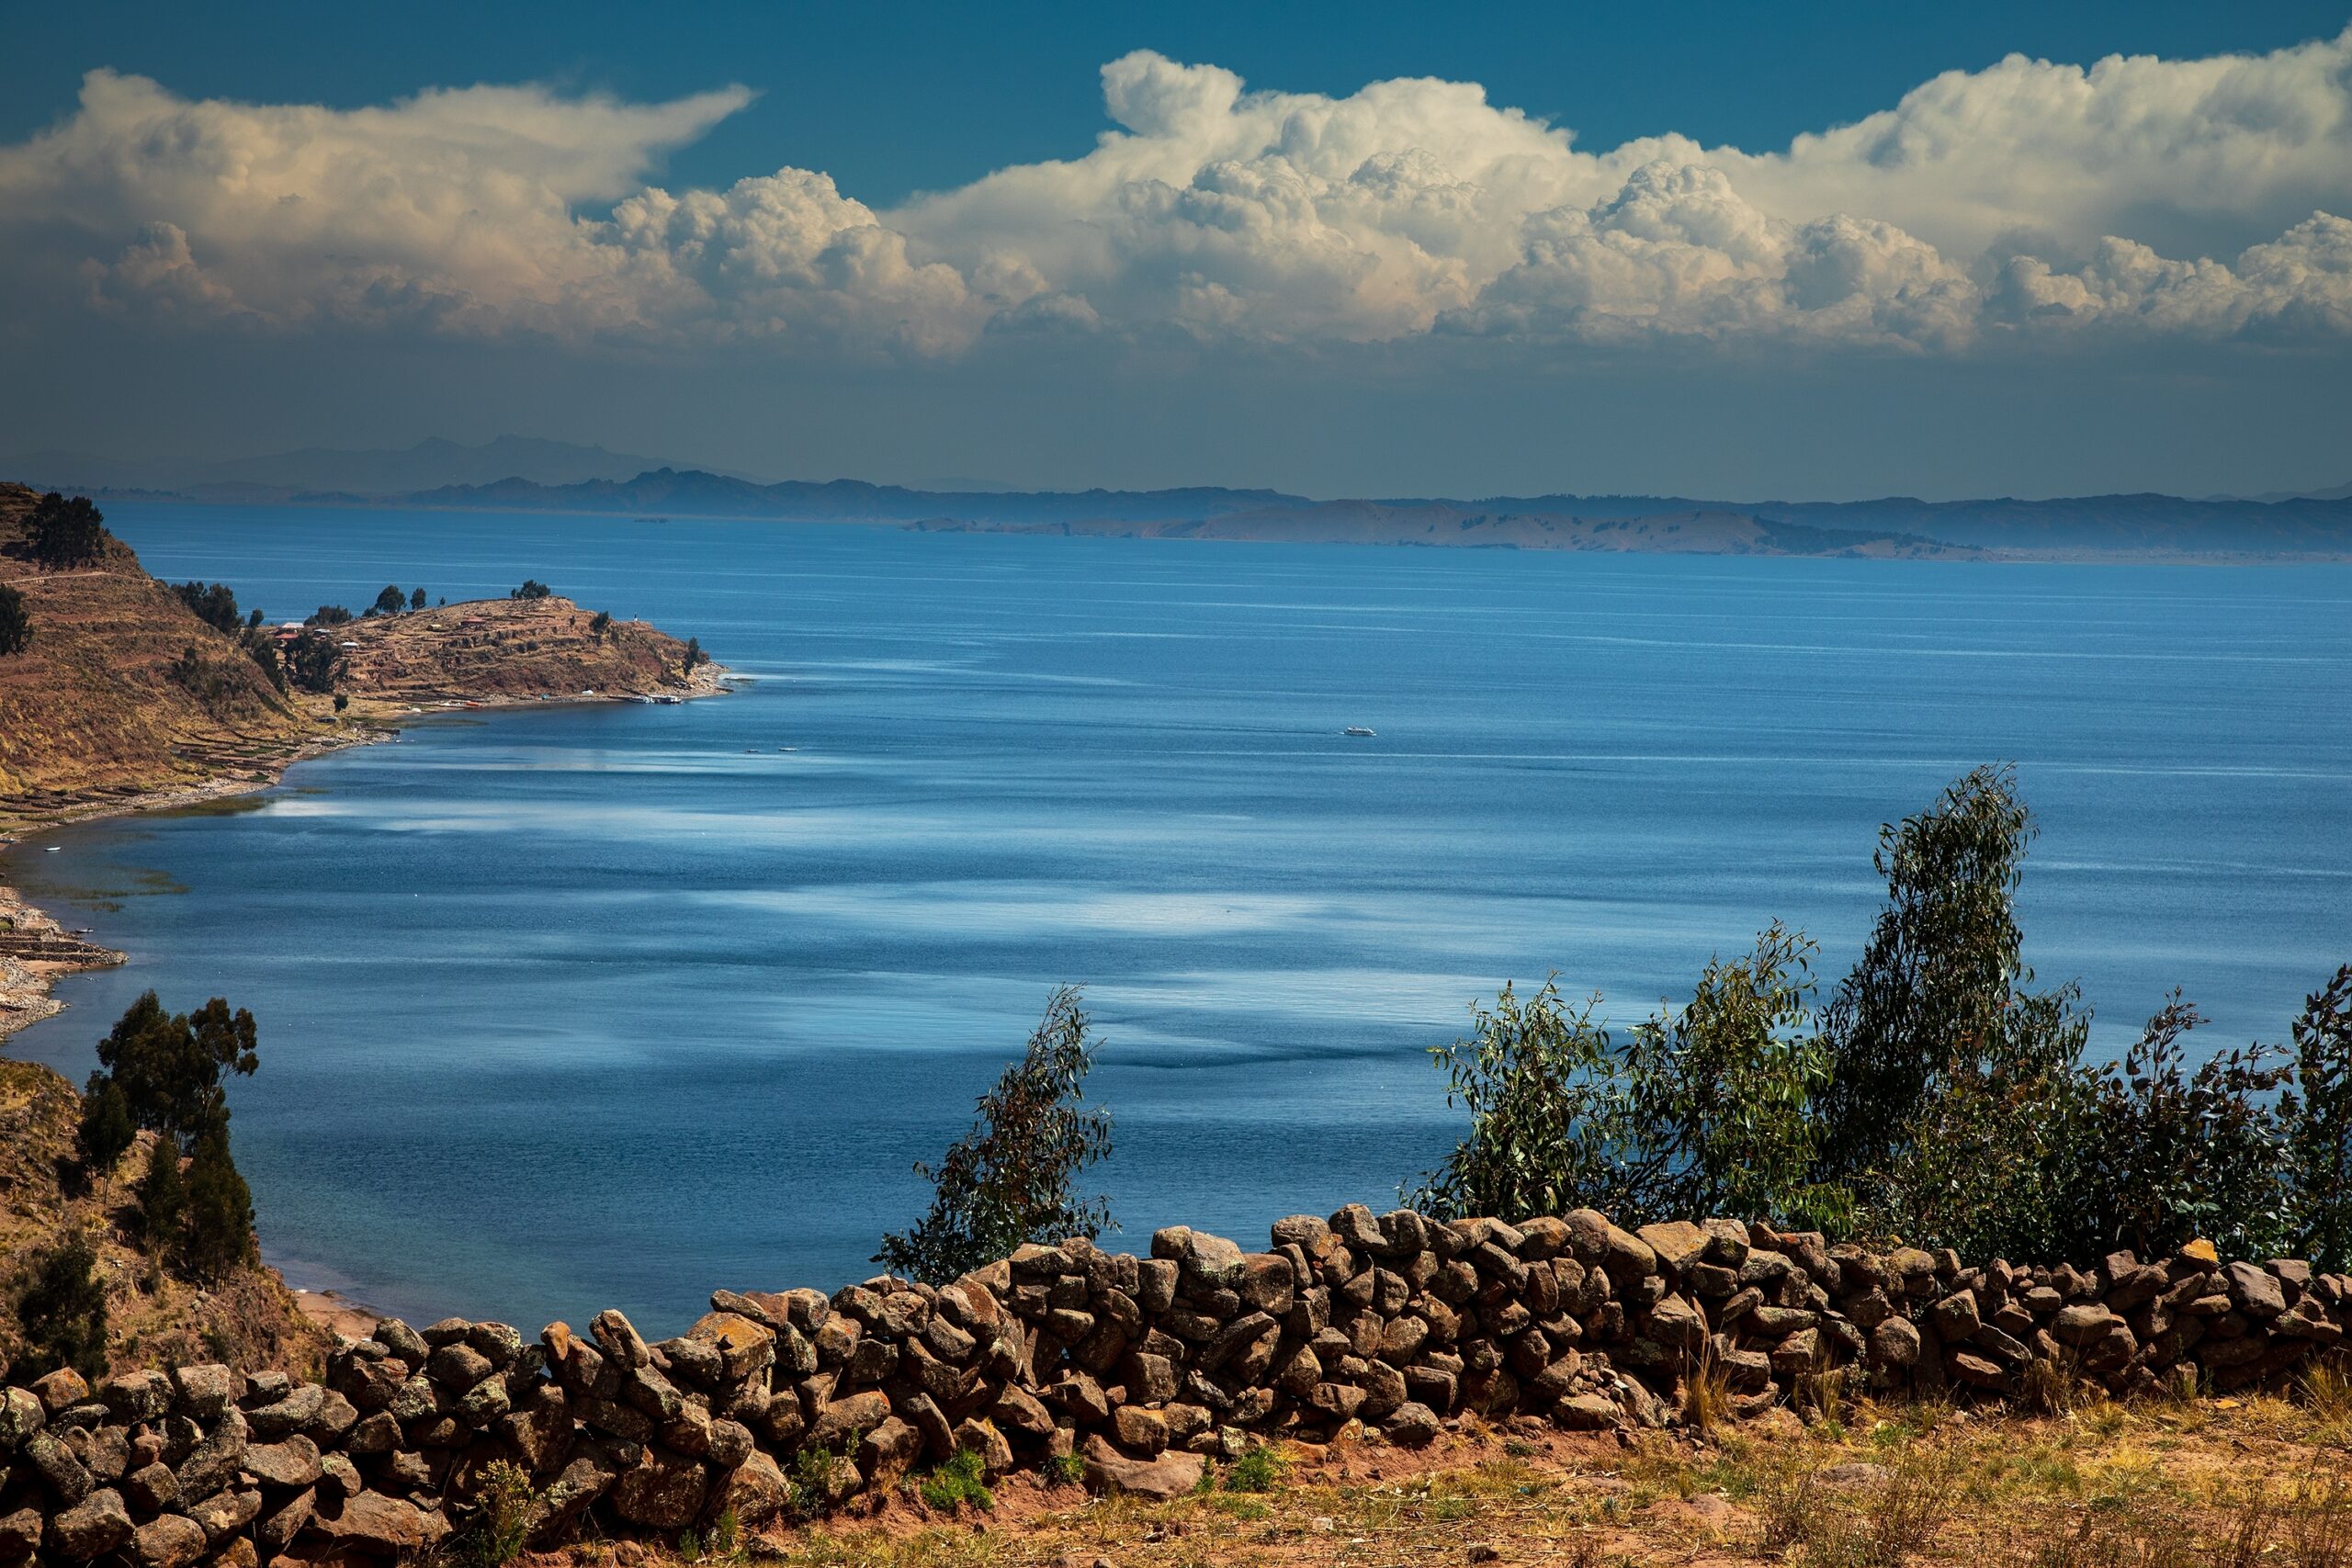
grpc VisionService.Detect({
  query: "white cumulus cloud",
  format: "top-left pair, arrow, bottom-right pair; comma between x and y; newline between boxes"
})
6,31 -> 2352,358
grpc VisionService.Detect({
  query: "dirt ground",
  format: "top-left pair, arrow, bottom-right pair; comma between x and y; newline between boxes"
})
546,1378 -> 2352,1568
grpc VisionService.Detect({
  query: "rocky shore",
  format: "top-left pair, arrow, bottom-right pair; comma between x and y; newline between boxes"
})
1,1206 -> 2343,1564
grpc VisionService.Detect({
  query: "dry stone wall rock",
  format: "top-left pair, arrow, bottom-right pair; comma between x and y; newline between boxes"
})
4,1206 -> 2348,1562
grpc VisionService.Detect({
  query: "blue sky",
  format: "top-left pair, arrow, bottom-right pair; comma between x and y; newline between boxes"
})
5,2 -> 2351,497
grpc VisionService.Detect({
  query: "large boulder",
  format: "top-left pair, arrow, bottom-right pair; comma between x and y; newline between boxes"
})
702,1450 -> 790,1530
1080,1434 -> 1206,1500
30,1370 -> 90,1415
1869,1317 -> 1923,1369
169,1366 -> 239,1424
807,1390 -> 894,1452
48,1489 -> 132,1561
2225,1261 -> 2289,1319
184,1487 -> 262,1546
174,1408 -> 248,1501
856,1416 -> 922,1488
0,1507 -> 40,1557
311,1491 -> 450,1554
24,1431 -> 94,1505
241,1436 -> 322,1489
611,1450 -> 708,1530
1550,1393 -> 1623,1432
524,1451 -> 622,1548
99,1371 -> 174,1424
1635,1222 -> 1711,1276
256,1488 -> 316,1556
686,1313 -> 777,1382
954,1416 -> 1015,1476
0,1388 -> 45,1448
1384,1402 -> 1443,1448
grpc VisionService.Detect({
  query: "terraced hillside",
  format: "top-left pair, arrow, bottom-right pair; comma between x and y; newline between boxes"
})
0,483 -> 317,818
0,482 -> 722,830
327,593 -> 710,708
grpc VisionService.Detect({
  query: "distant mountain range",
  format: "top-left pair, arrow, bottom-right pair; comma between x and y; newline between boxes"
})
387,468 -> 2352,560
7,440 -> 2350,560
1,435 -> 748,498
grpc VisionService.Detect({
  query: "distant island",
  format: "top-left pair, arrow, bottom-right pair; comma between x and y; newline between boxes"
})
17,438 -> 2352,562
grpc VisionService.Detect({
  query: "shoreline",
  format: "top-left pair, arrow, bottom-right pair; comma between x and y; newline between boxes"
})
0,667 -> 732,1332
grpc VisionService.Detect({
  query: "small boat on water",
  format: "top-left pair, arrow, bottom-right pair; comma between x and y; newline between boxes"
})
1344,726 -> 1377,738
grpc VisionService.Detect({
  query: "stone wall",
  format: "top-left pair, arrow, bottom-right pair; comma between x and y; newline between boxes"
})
5,1206 -> 2348,1563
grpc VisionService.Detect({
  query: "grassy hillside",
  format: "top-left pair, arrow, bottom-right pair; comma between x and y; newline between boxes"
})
0,1058 -> 327,1379
0,481 -> 316,809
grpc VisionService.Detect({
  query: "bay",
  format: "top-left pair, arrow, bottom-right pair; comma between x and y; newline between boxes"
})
6,502 -> 2349,1336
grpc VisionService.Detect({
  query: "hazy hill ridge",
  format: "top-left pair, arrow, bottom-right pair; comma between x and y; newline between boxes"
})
396,469 -> 2352,560
13,444 -> 2352,557
3,435 -> 704,498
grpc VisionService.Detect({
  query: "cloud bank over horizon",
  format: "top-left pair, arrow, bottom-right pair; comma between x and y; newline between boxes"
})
6,33 -> 2352,363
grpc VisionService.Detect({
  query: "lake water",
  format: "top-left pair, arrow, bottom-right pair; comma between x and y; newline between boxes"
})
6,503 -> 2349,1337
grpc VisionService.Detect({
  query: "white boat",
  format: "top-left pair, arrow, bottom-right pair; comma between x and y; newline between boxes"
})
1344,726 -> 1377,737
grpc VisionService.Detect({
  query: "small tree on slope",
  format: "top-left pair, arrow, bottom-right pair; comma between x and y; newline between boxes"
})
11,1234 -> 108,1382
0,581 -> 30,656
876,985 -> 1114,1284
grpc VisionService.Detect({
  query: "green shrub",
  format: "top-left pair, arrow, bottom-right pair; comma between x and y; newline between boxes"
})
1815,766 -> 2086,1185
787,1444 -> 848,1518
135,1135 -> 187,1248
876,984 -> 1114,1283
94,991 -> 258,1142
1413,764 -> 2351,1270
1043,1450 -> 1085,1487
285,628 -> 344,693
2286,966 -> 2352,1271
917,1448 -> 994,1512
179,1129 -> 256,1283
465,1459 -> 536,1567
174,581 -> 242,633
13,1234 -> 108,1382
2075,998 -> 2297,1262
0,581 -> 31,656
1410,923 -> 1847,1232
75,1073 -> 135,1173
167,645 -> 245,713
1223,1444 -> 1283,1493
27,492 -> 107,567
1618,921 -> 1850,1232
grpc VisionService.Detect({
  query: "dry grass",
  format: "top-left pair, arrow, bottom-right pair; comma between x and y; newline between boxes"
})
1683,1342 -> 1738,1438
534,1385 -> 2352,1568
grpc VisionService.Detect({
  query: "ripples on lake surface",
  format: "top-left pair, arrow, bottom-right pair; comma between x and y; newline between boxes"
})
6,504 -> 2348,1334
